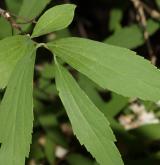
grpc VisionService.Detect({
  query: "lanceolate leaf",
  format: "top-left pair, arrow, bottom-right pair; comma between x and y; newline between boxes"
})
48,37 -> 160,102
0,35 -> 35,89
32,4 -> 76,37
55,62 -> 123,165
0,50 -> 36,165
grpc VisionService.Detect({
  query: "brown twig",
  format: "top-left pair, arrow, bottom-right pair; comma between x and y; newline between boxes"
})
131,0 -> 156,64
0,8 -> 36,34
0,8 -> 23,32
11,12 -> 37,24
141,1 -> 160,20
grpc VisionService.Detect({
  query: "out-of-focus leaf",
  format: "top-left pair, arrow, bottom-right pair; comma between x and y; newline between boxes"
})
30,134 -> 45,160
0,35 -> 35,89
0,17 -> 12,39
54,28 -> 71,39
0,49 -> 36,165
129,124 -> 160,141
39,114 -> 58,127
103,93 -> 128,117
78,74 -> 104,109
5,0 -> 22,14
93,162 -> 99,165
156,0 -> 160,7
48,37 -> 160,102
33,99 -> 45,115
109,9 -> 122,31
67,154 -> 94,165
47,131 -> 68,148
78,75 -> 128,117
47,29 -> 71,42
38,78 -> 58,96
105,20 -> 159,49
34,87 -> 49,101
55,62 -> 123,165
78,75 -> 129,136
32,4 -> 76,37
41,64 -> 55,79
18,0 -> 52,31
44,136 -> 56,165
39,78 -> 50,89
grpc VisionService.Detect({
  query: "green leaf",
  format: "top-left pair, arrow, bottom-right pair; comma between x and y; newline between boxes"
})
41,63 -> 55,79
105,20 -> 159,49
30,134 -> 45,160
109,9 -> 122,31
48,37 -> 160,102
67,153 -> 94,165
44,135 -> 56,165
0,17 -> 12,39
32,4 -> 76,37
156,0 -> 160,7
47,131 -> 68,148
103,93 -> 128,117
18,0 -> 52,31
0,49 -> 36,165
39,114 -> 58,127
0,35 -> 34,89
5,0 -> 23,14
129,123 -> 160,141
55,62 -> 123,165
78,74 -> 105,109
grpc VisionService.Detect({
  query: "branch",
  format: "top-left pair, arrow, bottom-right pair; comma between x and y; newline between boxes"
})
130,0 -> 156,64
0,8 -> 36,33
0,8 -> 23,32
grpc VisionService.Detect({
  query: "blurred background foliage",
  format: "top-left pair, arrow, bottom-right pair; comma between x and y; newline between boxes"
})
1,0 -> 160,164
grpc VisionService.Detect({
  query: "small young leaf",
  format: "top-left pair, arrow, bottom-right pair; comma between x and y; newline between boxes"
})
32,4 -> 76,37
0,35 -> 35,89
0,50 -> 36,165
48,37 -> 160,102
55,62 -> 123,165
